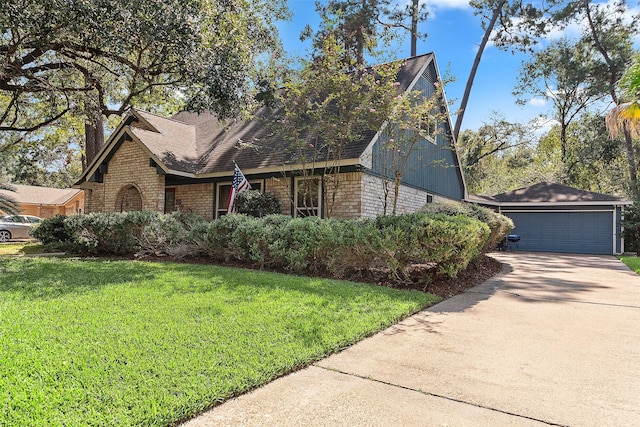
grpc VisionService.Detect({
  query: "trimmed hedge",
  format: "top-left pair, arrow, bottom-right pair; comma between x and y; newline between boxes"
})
420,202 -> 513,252
32,210 -> 492,281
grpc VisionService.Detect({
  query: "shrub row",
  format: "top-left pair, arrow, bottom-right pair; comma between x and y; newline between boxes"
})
32,208 -> 493,281
420,202 -> 513,252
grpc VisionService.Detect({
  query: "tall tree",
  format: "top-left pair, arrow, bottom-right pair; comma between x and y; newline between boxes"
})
514,37 -> 605,165
457,115 -> 544,194
303,0 -> 428,65
273,31 -> 400,217
457,112 -> 535,169
562,112 -> 625,194
0,115 -> 84,189
305,0 -> 381,66
555,0 -> 639,197
380,0 -> 428,56
0,0 -> 289,166
453,0 -> 557,140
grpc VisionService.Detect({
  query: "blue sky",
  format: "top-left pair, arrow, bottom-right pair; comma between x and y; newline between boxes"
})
277,0 -> 639,133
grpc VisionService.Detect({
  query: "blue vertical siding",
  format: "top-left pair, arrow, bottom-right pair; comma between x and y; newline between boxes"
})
370,61 -> 465,200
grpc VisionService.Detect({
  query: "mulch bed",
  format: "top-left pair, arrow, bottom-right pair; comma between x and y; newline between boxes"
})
420,255 -> 503,298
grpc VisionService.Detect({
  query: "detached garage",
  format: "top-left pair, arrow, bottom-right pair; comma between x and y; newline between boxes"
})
471,182 -> 632,255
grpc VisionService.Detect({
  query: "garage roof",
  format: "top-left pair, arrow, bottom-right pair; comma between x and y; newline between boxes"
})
484,182 -> 630,204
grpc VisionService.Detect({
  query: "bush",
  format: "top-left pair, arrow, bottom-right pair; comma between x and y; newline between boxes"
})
31,215 -> 72,245
622,201 -> 640,255
40,209 -> 492,284
62,211 -> 156,254
203,214 -> 249,261
466,204 -> 513,252
324,218 -> 383,277
135,212 -> 198,258
421,202 -> 513,252
235,190 -> 281,217
376,213 -> 490,278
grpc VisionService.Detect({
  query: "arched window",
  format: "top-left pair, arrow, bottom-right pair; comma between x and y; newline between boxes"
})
115,185 -> 143,212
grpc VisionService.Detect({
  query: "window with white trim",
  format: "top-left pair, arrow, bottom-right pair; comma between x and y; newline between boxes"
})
294,176 -> 321,218
215,180 -> 263,218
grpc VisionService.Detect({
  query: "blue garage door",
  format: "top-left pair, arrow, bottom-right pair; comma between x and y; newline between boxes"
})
505,211 -> 613,255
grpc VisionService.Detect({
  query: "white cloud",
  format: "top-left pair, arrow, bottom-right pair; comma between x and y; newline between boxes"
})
529,97 -> 547,107
417,0 -> 471,19
427,0 -> 471,10
544,0 -> 640,45
530,115 -> 559,135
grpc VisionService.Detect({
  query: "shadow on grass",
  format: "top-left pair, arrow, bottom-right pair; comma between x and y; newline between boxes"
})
0,257 -> 433,305
0,257 -> 160,300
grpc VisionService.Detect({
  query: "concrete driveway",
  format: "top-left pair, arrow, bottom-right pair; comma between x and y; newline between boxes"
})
183,252 -> 640,426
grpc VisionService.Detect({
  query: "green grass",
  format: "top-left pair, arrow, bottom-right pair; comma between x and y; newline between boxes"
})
0,257 -> 438,426
620,256 -> 640,274
0,242 -> 44,256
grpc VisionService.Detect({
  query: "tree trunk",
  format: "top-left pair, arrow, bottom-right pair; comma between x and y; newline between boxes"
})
410,0 -> 418,56
453,0 -> 506,141
392,170 -> 401,215
83,113 -> 105,170
623,124 -> 639,199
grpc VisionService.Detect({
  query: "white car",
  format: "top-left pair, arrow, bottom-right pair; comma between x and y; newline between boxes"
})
0,215 -> 42,242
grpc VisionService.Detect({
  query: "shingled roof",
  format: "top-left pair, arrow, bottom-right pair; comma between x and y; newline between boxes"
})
0,184 -> 82,206
78,53 -> 437,182
488,182 -> 629,203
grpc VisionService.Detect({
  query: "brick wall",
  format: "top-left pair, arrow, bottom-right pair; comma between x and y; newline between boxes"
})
84,182 -> 105,213
324,172 -> 362,218
258,172 -> 453,219
360,173 -> 456,217
173,183 -> 214,220
265,176 -> 292,215
85,140 -> 164,213
264,173 -> 364,219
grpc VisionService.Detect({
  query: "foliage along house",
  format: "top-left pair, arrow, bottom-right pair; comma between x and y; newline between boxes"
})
74,53 -> 467,220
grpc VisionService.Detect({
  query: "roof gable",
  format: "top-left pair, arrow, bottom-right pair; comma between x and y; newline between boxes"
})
129,110 -> 198,173
78,53 -> 457,183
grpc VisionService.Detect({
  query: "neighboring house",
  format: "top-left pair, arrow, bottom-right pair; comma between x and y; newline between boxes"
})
469,182 -> 632,255
74,53 -> 467,220
0,184 -> 84,218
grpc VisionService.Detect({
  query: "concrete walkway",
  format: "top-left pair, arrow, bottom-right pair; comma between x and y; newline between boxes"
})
182,253 -> 640,426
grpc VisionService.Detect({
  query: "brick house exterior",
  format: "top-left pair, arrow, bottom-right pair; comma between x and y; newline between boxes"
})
76,53 -> 467,219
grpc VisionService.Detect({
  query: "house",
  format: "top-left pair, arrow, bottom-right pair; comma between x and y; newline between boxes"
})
469,182 -> 632,255
0,184 -> 84,218
74,53 -> 467,220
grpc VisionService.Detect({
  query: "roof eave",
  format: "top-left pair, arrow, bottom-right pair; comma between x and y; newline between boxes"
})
74,125 -> 172,188
195,158 -> 363,179
497,200 -> 632,207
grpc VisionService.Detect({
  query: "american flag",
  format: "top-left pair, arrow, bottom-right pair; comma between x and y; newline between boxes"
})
226,164 -> 251,214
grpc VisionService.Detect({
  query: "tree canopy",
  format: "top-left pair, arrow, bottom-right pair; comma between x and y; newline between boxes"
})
0,0 -> 289,158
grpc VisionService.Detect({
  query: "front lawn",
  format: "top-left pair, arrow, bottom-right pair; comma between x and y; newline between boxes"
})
0,242 -> 44,256
0,257 -> 438,426
620,256 -> 640,274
